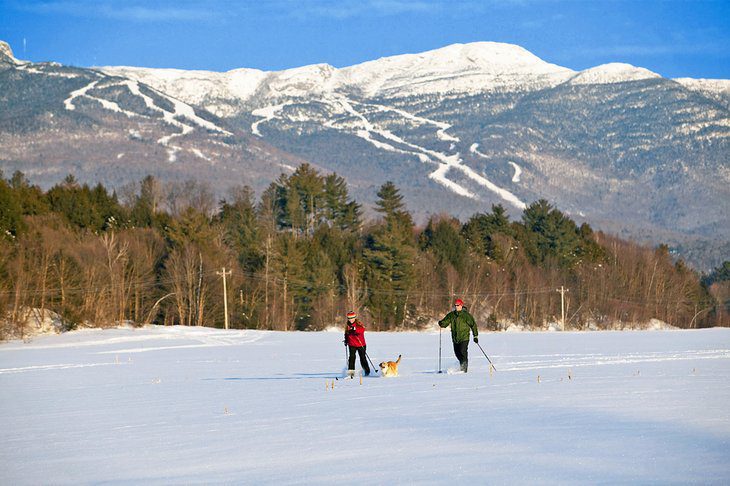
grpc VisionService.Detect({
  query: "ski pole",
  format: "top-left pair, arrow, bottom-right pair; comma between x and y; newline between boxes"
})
352,335 -> 378,374
476,342 -> 496,371
438,326 -> 442,373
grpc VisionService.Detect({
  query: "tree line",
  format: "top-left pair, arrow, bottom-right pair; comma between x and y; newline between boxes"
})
0,165 -> 727,338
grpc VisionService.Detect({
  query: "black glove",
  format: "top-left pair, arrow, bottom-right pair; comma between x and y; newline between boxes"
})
474,337 -> 479,344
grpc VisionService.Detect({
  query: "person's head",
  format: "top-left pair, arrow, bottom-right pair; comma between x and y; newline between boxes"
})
454,298 -> 464,310
346,311 -> 357,323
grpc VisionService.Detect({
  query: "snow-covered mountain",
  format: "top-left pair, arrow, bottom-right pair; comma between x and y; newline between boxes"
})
0,41 -> 307,192
2,40 -> 729,269
103,43 -> 576,112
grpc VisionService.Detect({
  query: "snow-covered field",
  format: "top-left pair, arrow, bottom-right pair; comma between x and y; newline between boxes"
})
1,326 -> 729,484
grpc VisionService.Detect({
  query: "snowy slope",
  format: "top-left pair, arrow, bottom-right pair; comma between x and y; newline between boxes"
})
101,42 -> 577,115
340,42 -> 575,97
1,326 -> 729,484
568,63 -> 661,85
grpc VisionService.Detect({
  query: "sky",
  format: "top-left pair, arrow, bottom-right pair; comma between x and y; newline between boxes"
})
0,0 -> 729,79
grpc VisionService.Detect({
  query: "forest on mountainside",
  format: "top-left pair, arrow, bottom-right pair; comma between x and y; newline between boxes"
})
0,164 -> 727,339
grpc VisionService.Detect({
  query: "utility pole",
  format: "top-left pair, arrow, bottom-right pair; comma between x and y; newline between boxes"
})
556,286 -> 569,331
217,267 -> 232,330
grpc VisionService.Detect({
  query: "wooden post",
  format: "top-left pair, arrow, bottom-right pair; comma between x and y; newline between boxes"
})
217,267 -> 232,330
556,286 -> 569,331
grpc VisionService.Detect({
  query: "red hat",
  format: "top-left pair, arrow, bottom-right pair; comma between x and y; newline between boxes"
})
454,299 -> 464,306
346,311 -> 357,319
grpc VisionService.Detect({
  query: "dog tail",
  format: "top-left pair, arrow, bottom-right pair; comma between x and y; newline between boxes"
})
396,354 -> 401,364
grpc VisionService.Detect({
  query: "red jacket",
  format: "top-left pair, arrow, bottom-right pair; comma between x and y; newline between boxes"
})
344,320 -> 366,347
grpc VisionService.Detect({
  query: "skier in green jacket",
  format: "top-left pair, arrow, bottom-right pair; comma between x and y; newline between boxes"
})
438,298 -> 478,372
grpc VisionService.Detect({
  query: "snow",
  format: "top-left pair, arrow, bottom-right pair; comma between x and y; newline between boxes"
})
509,161 -> 522,182
63,80 -> 99,111
674,78 -> 730,97
1,325 -> 729,484
341,42 -> 576,97
101,41 -> 577,114
568,63 -> 661,85
251,103 -> 288,136
99,66 -> 268,117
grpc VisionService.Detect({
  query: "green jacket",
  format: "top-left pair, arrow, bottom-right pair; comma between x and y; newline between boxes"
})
438,309 -> 478,343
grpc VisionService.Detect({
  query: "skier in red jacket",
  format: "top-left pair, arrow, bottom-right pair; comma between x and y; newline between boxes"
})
344,311 -> 370,378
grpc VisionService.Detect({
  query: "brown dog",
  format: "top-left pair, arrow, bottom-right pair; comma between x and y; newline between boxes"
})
379,355 -> 401,377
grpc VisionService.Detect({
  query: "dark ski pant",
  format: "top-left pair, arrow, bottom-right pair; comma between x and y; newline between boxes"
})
348,345 -> 370,375
453,340 -> 469,372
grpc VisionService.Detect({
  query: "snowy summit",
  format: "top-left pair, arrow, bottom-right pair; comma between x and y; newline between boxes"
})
569,63 -> 662,85
101,41 -> 578,115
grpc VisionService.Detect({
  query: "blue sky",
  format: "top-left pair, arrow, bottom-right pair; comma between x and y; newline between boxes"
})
1,0 -> 728,78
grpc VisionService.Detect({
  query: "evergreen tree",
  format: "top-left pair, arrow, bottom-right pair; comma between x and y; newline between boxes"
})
130,175 -> 164,228
288,164 -> 325,235
323,173 -> 361,231
298,239 -> 337,329
0,177 -> 23,239
272,233 -> 307,329
9,171 -> 47,216
419,216 -> 468,272
461,204 -> 512,260
164,206 -> 216,250
375,181 -> 414,239
704,261 -> 730,286
520,199 -> 584,267
45,178 -> 102,230
216,186 -> 263,271
363,182 -> 416,326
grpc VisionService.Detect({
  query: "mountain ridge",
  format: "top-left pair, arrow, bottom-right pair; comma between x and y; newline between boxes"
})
1,40 -> 728,270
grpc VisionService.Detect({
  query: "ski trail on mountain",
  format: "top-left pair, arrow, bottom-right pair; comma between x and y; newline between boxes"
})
329,95 -> 477,198
339,96 -> 526,207
470,144 -> 523,183
65,78 -> 227,163
468,143 -> 527,208
252,103 -> 288,136
365,102 -> 460,143
63,80 -> 99,111
124,80 -> 223,162
248,93 -> 526,207
509,161 -> 522,182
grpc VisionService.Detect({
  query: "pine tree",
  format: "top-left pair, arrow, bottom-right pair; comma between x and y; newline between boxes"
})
272,233 -> 306,330
323,173 -> 361,231
130,175 -> 163,228
462,204 -> 512,261
9,171 -> 47,216
217,186 -> 263,271
0,177 -> 23,239
375,181 -> 413,239
521,199 -> 583,267
419,216 -> 468,272
363,182 -> 416,327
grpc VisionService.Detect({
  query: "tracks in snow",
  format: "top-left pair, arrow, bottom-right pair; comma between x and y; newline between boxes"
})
495,349 -> 730,372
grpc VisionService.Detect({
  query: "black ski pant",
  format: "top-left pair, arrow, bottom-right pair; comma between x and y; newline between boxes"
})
453,340 -> 469,372
348,345 -> 370,375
